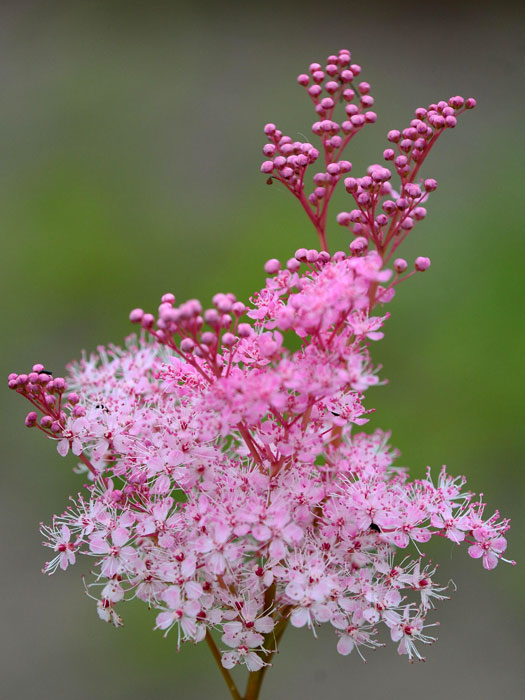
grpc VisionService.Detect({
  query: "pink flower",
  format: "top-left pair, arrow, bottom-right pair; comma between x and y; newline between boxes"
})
469,531 -> 508,570
383,607 -> 436,662
89,527 -> 136,577
155,586 -> 203,644
41,524 -> 77,574
10,46 -> 511,695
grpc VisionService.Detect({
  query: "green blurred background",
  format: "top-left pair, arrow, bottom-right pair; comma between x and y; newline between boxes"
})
1,2 -> 523,698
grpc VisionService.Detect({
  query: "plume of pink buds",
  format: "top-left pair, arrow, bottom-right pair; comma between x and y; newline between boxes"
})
8,48 -> 512,700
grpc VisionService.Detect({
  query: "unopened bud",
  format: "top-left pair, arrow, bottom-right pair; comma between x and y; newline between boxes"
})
264,258 -> 281,274
25,411 -> 38,427
222,333 -> 237,347
394,258 -> 408,273
129,308 -> 144,323
180,338 -> 195,353
415,256 -> 431,271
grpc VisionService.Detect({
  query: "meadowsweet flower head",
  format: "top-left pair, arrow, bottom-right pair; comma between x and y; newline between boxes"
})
8,47 -> 513,700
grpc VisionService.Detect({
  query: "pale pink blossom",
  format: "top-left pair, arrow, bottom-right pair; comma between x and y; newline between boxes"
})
468,531 -> 508,570
41,524 -> 77,574
9,47 -> 511,691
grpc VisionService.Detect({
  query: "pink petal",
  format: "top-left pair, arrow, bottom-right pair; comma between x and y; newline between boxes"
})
184,600 -> 201,618
282,523 -> 303,543
89,537 -> 109,554
71,439 -> 83,456
393,532 -> 410,548
246,631 -> 264,647
57,439 -> 69,457
181,555 -> 196,578
181,617 -> 196,638
468,544 -> 484,559
155,611 -> 174,630
254,616 -> 275,634
390,627 -> 403,642
397,637 -> 409,656
185,581 -> 203,600
269,538 -> 286,561
412,528 -> 432,543
111,527 -> 129,548
290,607 -> 310,628
208,551 -> 226,575
447,527 -> 465,544
245,652 -> 264,672
252,524 -> 272,541
162,586 -> 182,608
491,536 -> 507,554
221,652 -> 238,669
337,635 -> 354,656
483,552 -> 499,570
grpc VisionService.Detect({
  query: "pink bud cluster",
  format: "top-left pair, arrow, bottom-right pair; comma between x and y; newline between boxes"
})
261,49 -> 476,272
128,291 -> 252,382
8,366 -> 94,467
336,97 -> 475,261
383,96 -> 475,181
8,47 -> 512,694
261,49 -> 377,251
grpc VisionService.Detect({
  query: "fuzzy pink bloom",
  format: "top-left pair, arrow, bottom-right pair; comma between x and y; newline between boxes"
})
9,47 -> 512,686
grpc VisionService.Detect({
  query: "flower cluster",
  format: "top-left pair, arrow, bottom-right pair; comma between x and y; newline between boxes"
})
261,48 -> 376,251
261,48 -> 475,267
336,96 -> 475,261
9,47 -> 512,694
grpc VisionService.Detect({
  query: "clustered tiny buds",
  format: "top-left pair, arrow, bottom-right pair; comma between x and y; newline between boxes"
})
261,48 -> 475,268
9,48 -> 512,699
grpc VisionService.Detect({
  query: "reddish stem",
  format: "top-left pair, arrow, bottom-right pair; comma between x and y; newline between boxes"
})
205,631 -> 242,700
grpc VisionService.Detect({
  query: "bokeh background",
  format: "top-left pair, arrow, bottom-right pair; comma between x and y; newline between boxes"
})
1,2 -> 524,698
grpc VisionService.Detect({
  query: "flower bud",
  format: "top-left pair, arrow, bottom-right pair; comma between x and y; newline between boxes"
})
237,323 -> 253,339
336,212 -> 351,226
306,249 -> 319,263
350,237 -> 368,254
295,248 -> 308,261
53,378 -> 66,392
264,259 -> 281,274
415,256 -> 431,271
232,302 -> 246,317
141,314 -> 155,329
200,332 -> 216,346
394,258 -> 408,273
25,411 -> 38,428
222,333 -> 237,347
180,338 -> 195,353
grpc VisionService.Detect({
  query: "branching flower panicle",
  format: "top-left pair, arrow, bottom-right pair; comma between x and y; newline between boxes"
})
8,48 -> 513,700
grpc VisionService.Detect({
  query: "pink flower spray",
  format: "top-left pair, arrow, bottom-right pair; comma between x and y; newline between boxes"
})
8,48 -> 513,700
